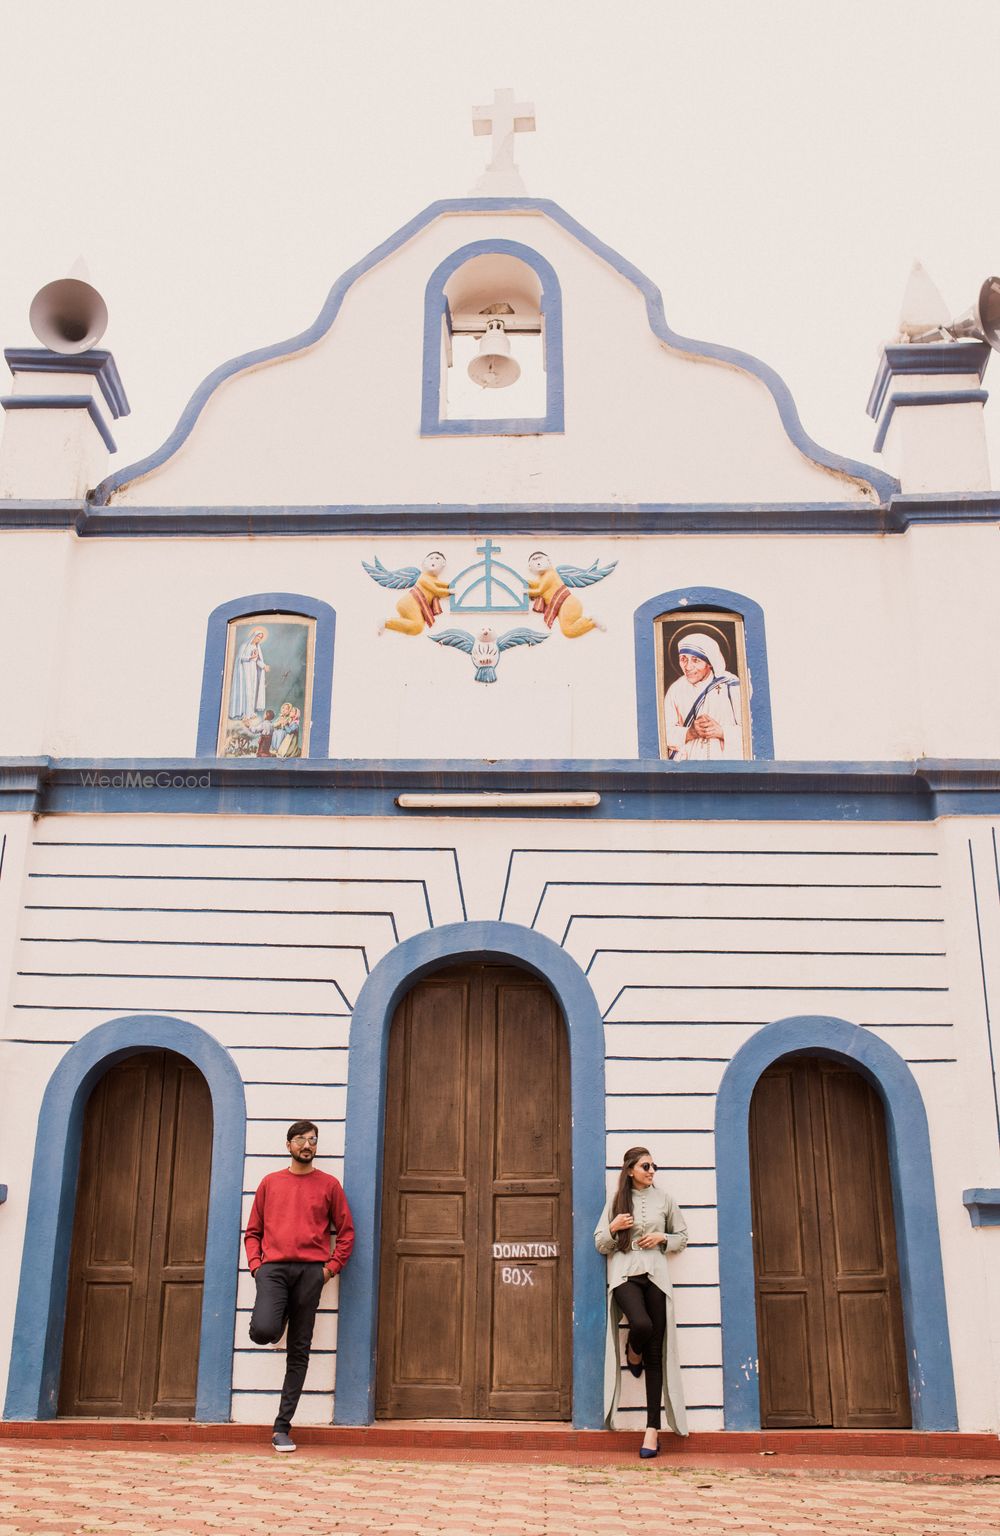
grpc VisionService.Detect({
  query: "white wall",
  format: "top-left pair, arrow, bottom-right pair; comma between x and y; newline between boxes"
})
3,521 -> 999,763
105,210 -> 874,510
0,811 -> 997,1430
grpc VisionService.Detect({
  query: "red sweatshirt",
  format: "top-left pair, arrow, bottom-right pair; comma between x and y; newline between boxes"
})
244,1168 -> 355,1275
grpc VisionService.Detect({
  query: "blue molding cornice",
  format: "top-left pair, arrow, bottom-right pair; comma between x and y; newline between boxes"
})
4,493 -> 999,538
962,1189 -> 1000,1227
873,390 -> 989,454
5,756 -> 1000,820
88,198 -> 897,506
3,348 -> 130,419
867,341 -> 991,421
1,394 -> 117,453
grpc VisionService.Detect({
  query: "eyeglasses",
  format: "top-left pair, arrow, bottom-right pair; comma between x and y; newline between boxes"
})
290,1135 -> 318,1146
635,1161 -> 657,1172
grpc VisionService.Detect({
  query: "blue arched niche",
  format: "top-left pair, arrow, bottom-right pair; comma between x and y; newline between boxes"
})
633,586 -> 774,761
420,239 -> 565,436
334,922 -> 606,1428
3,1016 -> 246,1423
715,1016 -> 957,1431
196,591 -> 336,757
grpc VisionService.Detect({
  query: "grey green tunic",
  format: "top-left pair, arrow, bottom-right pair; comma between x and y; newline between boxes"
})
594,1187 -> 689,1434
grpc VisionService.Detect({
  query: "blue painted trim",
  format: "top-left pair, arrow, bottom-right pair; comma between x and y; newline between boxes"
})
11,493 -> 1000,539
195,592 -> 335,758
715,1016 -> 958,1431
8,757 -> 1000,821
873,390 -> 988,453
335,922 -> 606,1429
633,586 -> 774,760
3,348 -> 130,418
1,394 -> 116,453
3,1015 -> 246,1423
420,239 -> 563,435
867,341 -> 990,420
962,1189 -> 1000,1227
90,199 -> 894,506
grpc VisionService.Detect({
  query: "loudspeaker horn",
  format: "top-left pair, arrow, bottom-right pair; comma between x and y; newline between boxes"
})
28,278 -> 108,354
468,317 -> 521,389
909,276 -> 1000,351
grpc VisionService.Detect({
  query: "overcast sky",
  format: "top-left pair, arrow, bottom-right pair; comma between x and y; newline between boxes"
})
1,0 -> 998,487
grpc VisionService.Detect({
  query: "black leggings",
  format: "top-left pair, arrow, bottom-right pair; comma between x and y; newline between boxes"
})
613,1275 -> 666,1429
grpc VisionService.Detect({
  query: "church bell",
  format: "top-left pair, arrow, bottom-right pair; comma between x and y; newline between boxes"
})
467,317 -> 521,389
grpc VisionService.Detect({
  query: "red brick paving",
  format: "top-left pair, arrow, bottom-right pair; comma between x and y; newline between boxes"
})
0,1446 -> 998,1536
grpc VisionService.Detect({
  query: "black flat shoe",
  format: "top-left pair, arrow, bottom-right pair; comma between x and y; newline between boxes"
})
626,1349 -> 643,1378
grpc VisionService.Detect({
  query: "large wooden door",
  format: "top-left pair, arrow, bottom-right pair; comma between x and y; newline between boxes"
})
749,1057 -> 910,1428
59,1051 -> 212,1418
376,964 -> 572,1419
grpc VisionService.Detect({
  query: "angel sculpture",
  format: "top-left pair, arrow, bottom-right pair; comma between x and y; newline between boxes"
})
363,551 -> 452,636
526,552 -> 616,638
429,625 -> 548,684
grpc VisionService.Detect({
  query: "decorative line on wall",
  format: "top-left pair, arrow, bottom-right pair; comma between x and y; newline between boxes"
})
33,838 -> 468,922
969,836 -> 1000,1151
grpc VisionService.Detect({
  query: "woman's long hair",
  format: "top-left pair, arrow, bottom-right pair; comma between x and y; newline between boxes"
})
611,1146 -> 652,1254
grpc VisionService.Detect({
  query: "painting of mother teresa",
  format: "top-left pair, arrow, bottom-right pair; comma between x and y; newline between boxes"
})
217,613 -> 315,758
657,613 -> 751,761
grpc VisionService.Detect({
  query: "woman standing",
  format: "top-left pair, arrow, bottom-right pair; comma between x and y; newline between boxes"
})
594,1146 -> 688,1456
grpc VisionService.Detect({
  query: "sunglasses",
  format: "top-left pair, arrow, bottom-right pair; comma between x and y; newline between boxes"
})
635,1161 -> 657,1172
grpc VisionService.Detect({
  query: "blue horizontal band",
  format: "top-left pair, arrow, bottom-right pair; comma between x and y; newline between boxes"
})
873,389 -> 988,453
4,755 -> 1000,821
5,493 -> 1000,537
3,348 -> 130,418
0,393 -> 116,453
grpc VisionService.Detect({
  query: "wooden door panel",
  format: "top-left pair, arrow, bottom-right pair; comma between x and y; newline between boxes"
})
153,1282 -> 203,1406
60,1055 -> 163,1416
60,1051 -> 211,1420
750,1062 -> 832,1427
836,1290 -> 909,1424
494,1195 -> 559,1242
77,1285 -> 133,1404
820,1072 -> 887,1275
493,981 -> 560,1179
481,970 -> 571,1420
378,964 -> 572,1420
141,1059 -> 212,1416
757,1292 -> 827,1426
403,977 -> 470,1175
751,1057 -> 911,1430
376,974 -> 479,1418
399,1192 -> 465,1239
490,1260 -> 562,1417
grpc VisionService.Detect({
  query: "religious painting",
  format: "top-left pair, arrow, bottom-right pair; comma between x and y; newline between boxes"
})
655,609 -> 751,761
217,613 -> 315,758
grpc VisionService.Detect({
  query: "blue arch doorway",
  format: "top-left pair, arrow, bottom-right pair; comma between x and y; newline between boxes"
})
715,1016 -> 957,1431
3,1016 -> 246,1423
335,922 -> 606,1428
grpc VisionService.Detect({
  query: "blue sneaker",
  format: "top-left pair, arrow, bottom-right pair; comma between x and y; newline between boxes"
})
271,1430 -> 296,1453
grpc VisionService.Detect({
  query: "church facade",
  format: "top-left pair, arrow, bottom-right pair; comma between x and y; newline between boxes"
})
1,143 -> 999,1437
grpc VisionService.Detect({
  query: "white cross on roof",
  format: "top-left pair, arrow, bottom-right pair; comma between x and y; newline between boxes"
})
471,88 -> 536,195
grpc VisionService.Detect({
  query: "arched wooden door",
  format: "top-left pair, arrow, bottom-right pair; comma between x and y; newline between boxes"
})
749,1056 -> 910,1428
376,964 -> 572,1419
59,1050 -> 212,1418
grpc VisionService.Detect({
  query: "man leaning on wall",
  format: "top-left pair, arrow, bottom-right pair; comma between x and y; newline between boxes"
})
244,1119 -> 355,1451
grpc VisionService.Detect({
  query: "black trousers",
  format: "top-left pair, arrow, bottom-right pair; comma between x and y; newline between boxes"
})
613,1275 -> 667,1429
249,1260 -> 326,1433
